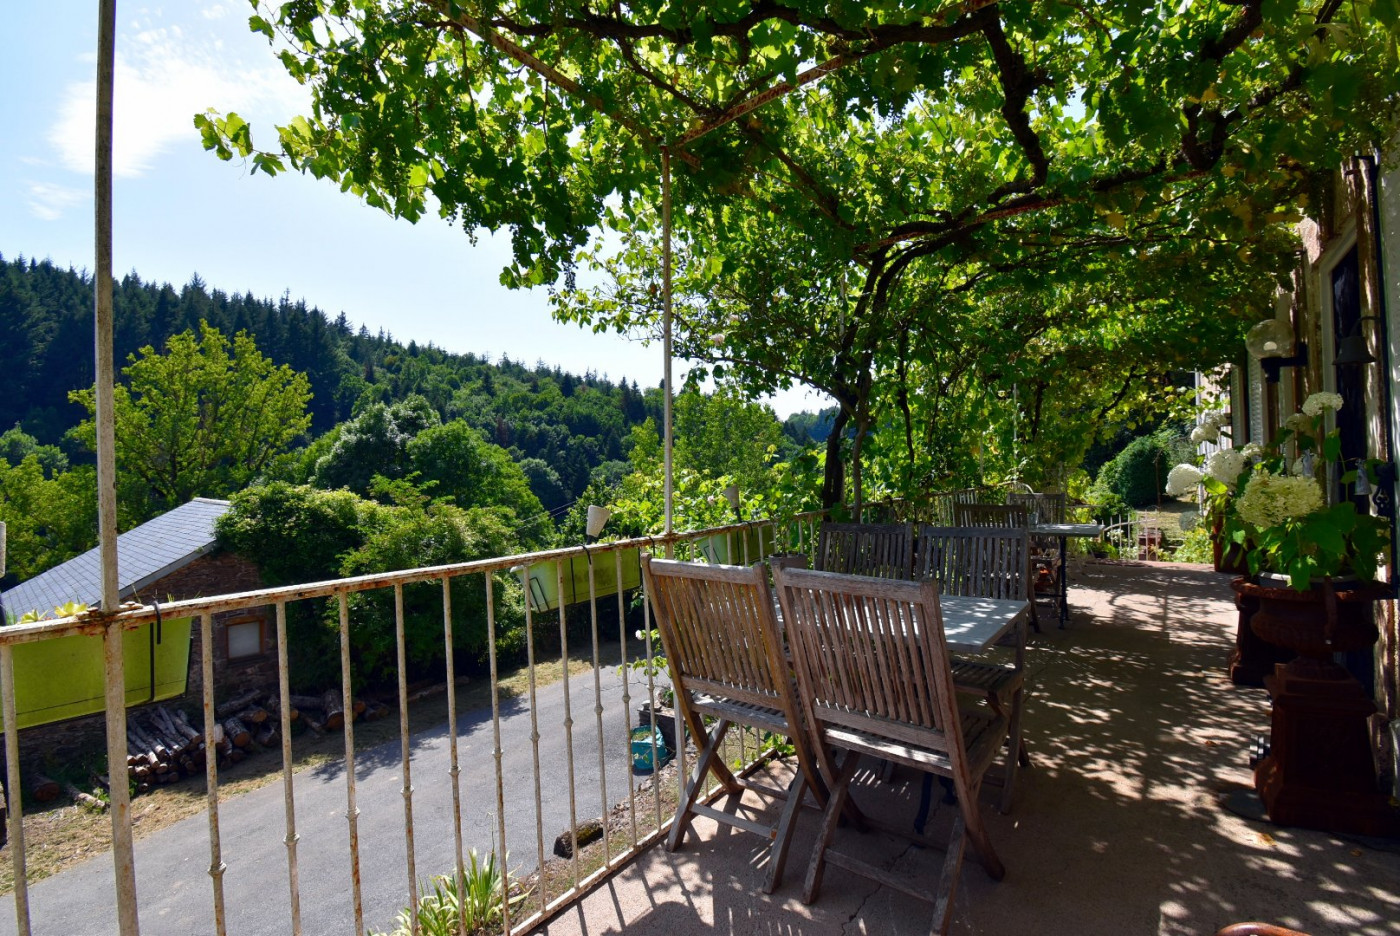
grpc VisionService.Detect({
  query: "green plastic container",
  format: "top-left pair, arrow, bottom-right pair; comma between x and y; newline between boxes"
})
629,725 -> 671,774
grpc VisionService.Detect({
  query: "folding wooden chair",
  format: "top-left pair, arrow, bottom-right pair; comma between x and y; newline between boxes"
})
815,522 -> 913,579
916,525 -> 1034,812
641,555 -> 828,893
773,566 -> 1008,935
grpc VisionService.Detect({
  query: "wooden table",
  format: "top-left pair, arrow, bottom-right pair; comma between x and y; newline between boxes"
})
1030,522 -> 1104,627
938,594 -> 1029,652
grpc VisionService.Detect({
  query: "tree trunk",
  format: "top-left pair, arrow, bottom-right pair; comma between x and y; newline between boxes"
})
223,717 -> 251,749
216,690 -> 264,720
821,407 -> 851,509
27,772 -> 61,802
321,689 -> 345,731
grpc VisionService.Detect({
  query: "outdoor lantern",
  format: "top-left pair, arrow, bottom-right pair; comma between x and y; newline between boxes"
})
1245,318 -> 1308,384
724,484 -> 743,522
1334,316 -> 1380,367
585,505 -> 611,542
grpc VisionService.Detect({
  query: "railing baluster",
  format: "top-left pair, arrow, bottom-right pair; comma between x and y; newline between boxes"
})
519,565 -> 547,917
485,573 -> 511,936
338,593 -> 365,936
556,562 -> 581,889
586,552 -> 610,864
200,612 -> 228,936
641,551 -> 660,832
103,617 -> 140,936
442,578 -> 467,936
617,547 -> 637,847
2,644 -> 32,936
274,600 -> 303,936
393,584 -> 418,932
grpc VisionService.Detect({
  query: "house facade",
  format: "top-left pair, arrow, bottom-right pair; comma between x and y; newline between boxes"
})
1230,144 -> 1400,798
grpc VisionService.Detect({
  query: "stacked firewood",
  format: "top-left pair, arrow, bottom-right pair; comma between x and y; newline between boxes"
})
115,688 -> 386,794
122,690 -> 290,793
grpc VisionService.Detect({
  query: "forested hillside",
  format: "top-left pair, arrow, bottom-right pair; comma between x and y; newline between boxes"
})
0,253 -> 662,506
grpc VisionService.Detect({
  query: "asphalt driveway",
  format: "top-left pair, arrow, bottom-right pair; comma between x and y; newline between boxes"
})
0,663 -> 655,935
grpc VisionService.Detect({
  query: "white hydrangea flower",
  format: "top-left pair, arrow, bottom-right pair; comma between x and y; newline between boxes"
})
1282,412 -> 1311,432
1302,391 -> 1344,417
1241,443 -> 1263,459
1165,463 -> 1204,496
1191,423 -> 1220,444
1205,449 -> 1248,486
1235,472 -> 1324,528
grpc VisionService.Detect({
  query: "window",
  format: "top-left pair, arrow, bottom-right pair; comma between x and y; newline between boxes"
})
225,617 -> 265,660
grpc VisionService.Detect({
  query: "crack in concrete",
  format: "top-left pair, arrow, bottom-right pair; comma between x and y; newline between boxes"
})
839,842 -> 918,936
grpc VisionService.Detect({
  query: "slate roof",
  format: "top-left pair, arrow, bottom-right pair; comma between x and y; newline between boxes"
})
1,498 -> 231,621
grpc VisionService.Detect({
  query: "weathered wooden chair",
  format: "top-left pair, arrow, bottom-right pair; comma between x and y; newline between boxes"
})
815,522 -> 913,579
640,555 -> 828,893
954,502 -> 1028,529
1007,491 -> 1068,590
773,566 -> 1008,935
915,525 -> 1034,812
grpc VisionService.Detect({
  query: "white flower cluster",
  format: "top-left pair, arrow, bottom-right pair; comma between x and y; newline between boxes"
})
1235,472 -> 1324,528
1205,449 -> 1248,486
1240,442 -> 1264,459
1165,463 -> 1204,496
1282,412 -> 1311,432
1189,410 -> 1231,445
1301,391 -> 1344,417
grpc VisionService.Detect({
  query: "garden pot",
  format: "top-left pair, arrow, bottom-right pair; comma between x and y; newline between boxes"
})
1231,577 -> 1399,837
1226,580 -> 1292,687
1237,577 -> 1385,681
636,704 -> 682,752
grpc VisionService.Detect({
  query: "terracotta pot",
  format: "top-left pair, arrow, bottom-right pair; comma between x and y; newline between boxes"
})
1234,578 -> 1387,680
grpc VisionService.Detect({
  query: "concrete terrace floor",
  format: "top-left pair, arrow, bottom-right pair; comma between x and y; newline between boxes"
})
536,562 -> 1400,936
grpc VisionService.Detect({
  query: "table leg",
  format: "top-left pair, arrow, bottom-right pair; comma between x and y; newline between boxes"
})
1058,535 -> 1069,628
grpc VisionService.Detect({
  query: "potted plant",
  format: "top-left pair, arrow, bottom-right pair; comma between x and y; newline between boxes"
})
624,627 -> 682,751
1222,391 -> 1397,836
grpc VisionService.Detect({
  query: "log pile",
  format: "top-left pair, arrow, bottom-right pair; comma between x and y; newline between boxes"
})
119,690 -> 365,794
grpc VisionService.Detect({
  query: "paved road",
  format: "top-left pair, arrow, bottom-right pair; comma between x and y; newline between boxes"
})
0,665 -> 665,935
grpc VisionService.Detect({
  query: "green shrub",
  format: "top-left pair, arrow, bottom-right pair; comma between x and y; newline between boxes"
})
374,850 -> 520,936
1093,431 -> 1181,508
1170,526 -> 1215,564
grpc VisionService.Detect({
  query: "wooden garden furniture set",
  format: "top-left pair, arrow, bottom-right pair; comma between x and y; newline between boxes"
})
640,520 -> 1035,935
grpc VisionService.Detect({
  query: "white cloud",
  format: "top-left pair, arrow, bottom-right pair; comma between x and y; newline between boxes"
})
203,4 -> 230,19
26,182 -> 87,221
47,19 -> 306,178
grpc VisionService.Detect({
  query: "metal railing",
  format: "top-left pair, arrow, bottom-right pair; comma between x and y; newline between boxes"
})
0,512 -> 826,936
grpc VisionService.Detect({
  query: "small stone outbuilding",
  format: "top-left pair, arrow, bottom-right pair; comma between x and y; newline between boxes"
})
0,498 -> 275,767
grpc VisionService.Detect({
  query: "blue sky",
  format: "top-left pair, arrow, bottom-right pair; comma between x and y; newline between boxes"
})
0,2 -> 823,416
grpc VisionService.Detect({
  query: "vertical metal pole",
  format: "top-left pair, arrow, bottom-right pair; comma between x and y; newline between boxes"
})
393,585 -> 418,932
2,645 -> 32,936
484,574 -> 510,936
274,602 -> 303,936
441,580 -> 466,936
556,563 -> 580,888
617,549 -> 637,846
519,566 -> 547,917
586,557 -> 610,862
94,4 -> 137,932
662,147 -> 675,558
200,614 -> 228,936
338,594 -> 365,936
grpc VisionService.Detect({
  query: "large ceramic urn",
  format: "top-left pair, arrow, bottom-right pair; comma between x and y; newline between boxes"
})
1231,577 -> 1398,837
